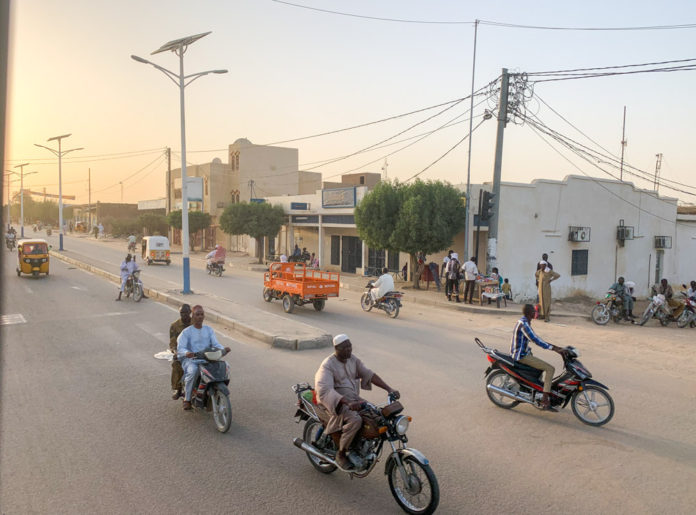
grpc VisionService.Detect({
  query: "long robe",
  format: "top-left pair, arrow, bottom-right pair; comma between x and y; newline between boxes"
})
536,269 -> 560,319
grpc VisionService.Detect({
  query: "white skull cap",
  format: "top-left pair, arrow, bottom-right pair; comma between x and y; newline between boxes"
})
333,334 -> 350,347
451,253 -> 458,260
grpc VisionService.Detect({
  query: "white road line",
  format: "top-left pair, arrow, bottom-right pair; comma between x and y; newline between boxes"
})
71,285 -> 87,291
24,286 -> 33,294
0,314 -> 27,326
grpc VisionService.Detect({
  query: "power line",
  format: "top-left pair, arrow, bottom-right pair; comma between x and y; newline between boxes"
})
526,57 -> 696,76
92,152 -> 166,193
4,147 -> 164,165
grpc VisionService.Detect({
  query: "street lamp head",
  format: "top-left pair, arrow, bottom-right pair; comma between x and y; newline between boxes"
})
131,54 -> 150,64
48,133 -> 71,142
212,69 -> 228,74
14,163 -> 29,169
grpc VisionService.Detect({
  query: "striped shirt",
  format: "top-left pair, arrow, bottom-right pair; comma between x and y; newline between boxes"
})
510,316 -> 552,360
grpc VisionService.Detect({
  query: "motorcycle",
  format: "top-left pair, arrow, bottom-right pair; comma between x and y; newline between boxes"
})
206,261 -> 224,277
123,270 -> 144,302
638,294 -> 682,326
45,227 -> 52,236
183,347 -> 232,433
360,282 -> 404,319
591,289 -> 629,325
291,383 -> 439,514
127,241 -> 137,253
475,338 -> 615,426
6,236 -> 16,251
676,292 -> 696,328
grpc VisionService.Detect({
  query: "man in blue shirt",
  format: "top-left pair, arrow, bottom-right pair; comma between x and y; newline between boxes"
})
511,304 -> 562,410
177,305 -> 230,410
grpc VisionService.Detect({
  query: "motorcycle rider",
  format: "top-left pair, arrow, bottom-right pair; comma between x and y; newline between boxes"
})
370,267 -> 394,304
653,278 -> 685,318
205,244 -> 226,270
5,227 -> 16,248
115,254 -> 139,300
169,304 -> 192,400
127,233 -> 137,251
609,276 -> 635,320
511,304 -> 564,410
314,334 -> 398,470
176,305 -> 231,411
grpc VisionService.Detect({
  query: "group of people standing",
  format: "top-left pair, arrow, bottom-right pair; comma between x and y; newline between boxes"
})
439,251 -> 481,304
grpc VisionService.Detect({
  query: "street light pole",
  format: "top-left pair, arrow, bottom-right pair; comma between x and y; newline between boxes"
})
4,170 -> 17,228
131,32 -> 227,294
34,134 -> 83,251
14,163 -> 37,237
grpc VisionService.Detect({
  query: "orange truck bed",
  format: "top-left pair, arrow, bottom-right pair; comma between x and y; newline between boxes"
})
264,262 -> 340,300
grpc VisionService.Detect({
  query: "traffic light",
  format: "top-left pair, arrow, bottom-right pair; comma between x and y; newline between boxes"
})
480,190 -> 495,221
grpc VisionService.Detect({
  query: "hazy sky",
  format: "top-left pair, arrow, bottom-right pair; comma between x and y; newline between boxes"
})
5,0 -> 696,206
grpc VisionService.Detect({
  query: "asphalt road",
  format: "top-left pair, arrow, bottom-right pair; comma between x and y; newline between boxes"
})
2,235 -> 695,514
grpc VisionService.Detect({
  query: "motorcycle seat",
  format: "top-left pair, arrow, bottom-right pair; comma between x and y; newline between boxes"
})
493,351 -> 544,378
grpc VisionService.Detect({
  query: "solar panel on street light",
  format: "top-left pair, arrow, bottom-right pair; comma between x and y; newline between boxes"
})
151,32 -> 211,55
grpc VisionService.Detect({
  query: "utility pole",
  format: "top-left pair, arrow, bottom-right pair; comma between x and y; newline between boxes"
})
166,147 -> 172,242
381,158 -> 388,180
463,19 -> 479,261
619,106 -> 627,181
120,181 -> 123,203
486,68 -> 509,275
654,153 -> 663,193
88,168 -> 91,229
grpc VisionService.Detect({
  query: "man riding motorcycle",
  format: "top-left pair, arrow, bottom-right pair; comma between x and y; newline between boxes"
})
511,304 -> 565,410
609,276 -> 635,320
205,244 -> 226,268
116,254 -> 139,301
314,334 -> 398,470
370,267 -> 394,304
653,278 -> 685,319
5,228 -> 16,249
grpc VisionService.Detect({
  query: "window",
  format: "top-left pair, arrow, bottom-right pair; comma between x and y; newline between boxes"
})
571,249 -> 588,276
331,235 -> 340,265
360,175 -> 365,185
387,250 -> 400,271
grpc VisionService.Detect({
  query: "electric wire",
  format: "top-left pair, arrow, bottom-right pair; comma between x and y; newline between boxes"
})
92,153 -> 166,193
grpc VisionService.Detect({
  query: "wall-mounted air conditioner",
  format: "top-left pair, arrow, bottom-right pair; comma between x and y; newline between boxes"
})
617,226 -> 634,241
654,236 -> 672,249
568,226 -> 591,242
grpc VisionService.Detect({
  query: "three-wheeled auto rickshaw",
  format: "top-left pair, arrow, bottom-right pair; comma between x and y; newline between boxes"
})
16,238 -> 50,277
141,235 -> 171,265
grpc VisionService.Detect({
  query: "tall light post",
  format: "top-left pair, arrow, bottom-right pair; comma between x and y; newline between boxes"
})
3,170 -> 17,228
131,31 -> 227,294
14,163 -> 37,237
35,134 -> 83,251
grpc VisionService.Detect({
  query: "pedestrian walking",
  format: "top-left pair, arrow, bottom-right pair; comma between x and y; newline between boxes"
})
429,262 -> 441,292
442,250 -> 453,297
445,253 -> 461,302
535,262 -> 560,322
414,252 -> 425,289
463,256 -> 479,304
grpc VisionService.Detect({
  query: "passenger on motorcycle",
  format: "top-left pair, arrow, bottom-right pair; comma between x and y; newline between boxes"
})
169,304 -> 192,400
511,304 -> 564,410
206,245 -> 226,267
314,334 -> 398,470
609,276 -> 635,320
176,305 -> 231,411
653,278 -> 685,318
685,280 -> 696,300
116,254 -> 139,301
370,267 -> 394,303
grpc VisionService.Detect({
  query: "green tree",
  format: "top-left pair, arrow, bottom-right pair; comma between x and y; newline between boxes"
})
167,209 -> 212,250
355,180 -> 466,286
219,202 -> 285,263
138,213 -> 168,236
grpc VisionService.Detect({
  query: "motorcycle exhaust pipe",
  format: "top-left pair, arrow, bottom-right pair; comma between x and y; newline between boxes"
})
486,384 -> 530,403
293,438 -> 338,467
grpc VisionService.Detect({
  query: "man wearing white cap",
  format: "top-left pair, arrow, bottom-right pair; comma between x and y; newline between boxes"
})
314,334 -> 399,470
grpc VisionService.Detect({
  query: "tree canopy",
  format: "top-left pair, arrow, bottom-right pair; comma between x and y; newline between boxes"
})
355,180 -> 466,256
219,202 -> 285,262
167,209 -> 212,235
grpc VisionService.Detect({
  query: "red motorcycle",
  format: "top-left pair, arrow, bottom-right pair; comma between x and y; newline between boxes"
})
677,292 -> 696,328
475,338 -> 614,426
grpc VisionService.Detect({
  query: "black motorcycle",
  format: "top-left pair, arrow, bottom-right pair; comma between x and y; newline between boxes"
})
475,338 -> 614,426
360,282 -> 404,319
6,236 -> 16,251
184,347 -> 232,433
206,261 -> 224,277
292,383 -> 439,514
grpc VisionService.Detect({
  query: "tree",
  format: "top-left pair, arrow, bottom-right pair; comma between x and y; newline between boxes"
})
138,213 -> 168,236
355,180 -> 466,286
219,202 -> 285,263
167,209 -> 212,250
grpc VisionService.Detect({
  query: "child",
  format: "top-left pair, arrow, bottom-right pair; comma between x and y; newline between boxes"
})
502,278 -> 512,300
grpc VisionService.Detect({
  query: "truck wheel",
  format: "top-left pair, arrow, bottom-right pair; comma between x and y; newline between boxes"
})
282,294 -> 295,313
263,288 -> 273,302
313,299 -> 325,311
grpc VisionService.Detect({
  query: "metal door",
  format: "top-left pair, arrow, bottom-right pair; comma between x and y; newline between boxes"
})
341,236 -> 362,273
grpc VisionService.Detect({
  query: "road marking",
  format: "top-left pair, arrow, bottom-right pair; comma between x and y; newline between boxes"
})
71,285 -> 87,291
0,314 -> 27,326
24,286 -> 33,294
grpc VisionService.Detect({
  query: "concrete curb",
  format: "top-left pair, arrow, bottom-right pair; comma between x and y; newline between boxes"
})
50,250 -> 331,351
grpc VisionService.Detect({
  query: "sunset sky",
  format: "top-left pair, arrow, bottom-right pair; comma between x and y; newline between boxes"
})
5,0 -> 696,207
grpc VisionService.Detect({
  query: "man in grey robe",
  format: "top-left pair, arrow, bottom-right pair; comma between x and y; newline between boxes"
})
314,334 -> 398,470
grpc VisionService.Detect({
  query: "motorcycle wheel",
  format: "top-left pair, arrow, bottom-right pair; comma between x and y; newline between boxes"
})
282,294 -> 295,313
591,304 -> 610,325
571,386 -> 614,426
211,388 -> 232,433
677,311 -> 690,328
658,313 -> 670,327
360,293 -> 373,312
638,308 -> 653,326
133,284 -> 143,302
388,455 -> 440,515
215,267 -> 222,277
302,419 -> 336,474
485,370 -> 521,409
263,288 -> 273,302
313,299 -> 325,311
385,298 -> 400,319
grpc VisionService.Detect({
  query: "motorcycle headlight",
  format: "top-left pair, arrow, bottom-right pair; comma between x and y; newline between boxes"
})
395,415 -> 410,435
24,258 -> 30,263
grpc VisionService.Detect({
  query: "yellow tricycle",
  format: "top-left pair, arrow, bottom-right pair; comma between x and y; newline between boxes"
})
16,238 -> 50,277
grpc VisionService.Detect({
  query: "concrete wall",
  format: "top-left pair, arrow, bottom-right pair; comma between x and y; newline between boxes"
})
231,140 -> 299,202
299,171 -> 322,195
675,215 -> 696,283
